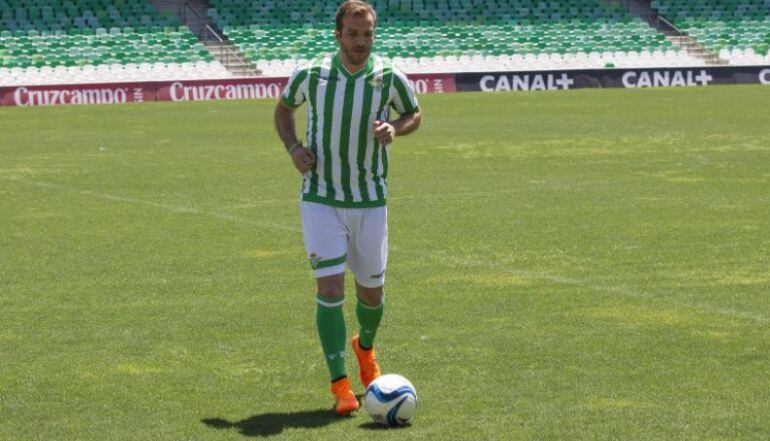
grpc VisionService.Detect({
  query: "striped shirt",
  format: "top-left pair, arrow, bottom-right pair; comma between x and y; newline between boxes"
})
281,52 -> 419,208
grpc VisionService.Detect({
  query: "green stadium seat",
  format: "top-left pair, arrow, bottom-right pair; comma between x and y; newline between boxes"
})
203,0 -> 682,64
0,0 -> 207,69
653,0 -> 770,56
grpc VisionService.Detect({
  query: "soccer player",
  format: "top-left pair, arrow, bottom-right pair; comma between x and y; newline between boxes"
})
273,0 -> 422,415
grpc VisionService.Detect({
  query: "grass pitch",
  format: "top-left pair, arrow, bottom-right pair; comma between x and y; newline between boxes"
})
1,86 -> 769,440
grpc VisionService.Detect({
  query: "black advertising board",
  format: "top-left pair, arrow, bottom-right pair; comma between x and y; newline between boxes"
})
455,66 -> 770,92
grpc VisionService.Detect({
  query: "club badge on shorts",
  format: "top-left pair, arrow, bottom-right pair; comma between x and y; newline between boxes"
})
309,253 -> 321,269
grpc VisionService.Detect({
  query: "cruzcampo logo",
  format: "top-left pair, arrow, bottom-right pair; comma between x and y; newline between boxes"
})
309,253 -> 320,269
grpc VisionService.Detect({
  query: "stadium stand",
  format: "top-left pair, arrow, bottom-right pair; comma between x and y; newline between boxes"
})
1,0 -> 768,85
0,0 -> 231,86
651,0 -> 770,65
207,0 -> 705,76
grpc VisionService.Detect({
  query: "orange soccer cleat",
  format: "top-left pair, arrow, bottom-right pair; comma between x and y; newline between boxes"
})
351,335 -> 382,388
330,377 -> 359,416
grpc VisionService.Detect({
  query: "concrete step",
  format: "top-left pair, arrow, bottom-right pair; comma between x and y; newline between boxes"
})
620,0 -> 730,66
153,0 -> 261,76
203,41 -> 261,75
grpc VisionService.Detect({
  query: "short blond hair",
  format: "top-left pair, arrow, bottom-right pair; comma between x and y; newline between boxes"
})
335,0 -> 377,31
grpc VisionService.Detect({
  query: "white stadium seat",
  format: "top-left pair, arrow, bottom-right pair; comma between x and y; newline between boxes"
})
0,62 -> 233,87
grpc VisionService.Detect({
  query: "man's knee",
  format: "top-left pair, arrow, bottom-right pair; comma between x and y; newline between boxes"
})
317,273 -> 345,299
356,283 -> 384,306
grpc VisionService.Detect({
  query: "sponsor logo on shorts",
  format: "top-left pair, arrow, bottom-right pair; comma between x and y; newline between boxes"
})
370,270 -> 385,279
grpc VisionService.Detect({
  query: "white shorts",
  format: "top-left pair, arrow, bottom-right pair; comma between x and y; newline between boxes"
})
300,201 -> 388,288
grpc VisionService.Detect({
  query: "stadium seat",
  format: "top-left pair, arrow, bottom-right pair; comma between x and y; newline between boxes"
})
3,0 -> 764,83
204,0 -> 705,75
652,0 -> 770,64
0,0 -> 229,85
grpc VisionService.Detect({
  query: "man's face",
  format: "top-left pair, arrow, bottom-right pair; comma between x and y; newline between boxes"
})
335,12 -> 375,67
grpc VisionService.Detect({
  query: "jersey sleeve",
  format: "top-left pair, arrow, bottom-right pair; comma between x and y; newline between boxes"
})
281,64 -> 310,108
390,66 -> 419,114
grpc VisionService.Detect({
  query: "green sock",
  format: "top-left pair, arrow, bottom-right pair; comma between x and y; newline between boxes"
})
356,295 -> 384,349
316,293 -> 347,381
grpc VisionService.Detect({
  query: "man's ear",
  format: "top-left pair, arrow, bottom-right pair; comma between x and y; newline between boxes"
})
334,29 -> 341,41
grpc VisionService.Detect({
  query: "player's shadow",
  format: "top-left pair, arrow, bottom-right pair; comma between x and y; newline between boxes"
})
202,408 -> 344,437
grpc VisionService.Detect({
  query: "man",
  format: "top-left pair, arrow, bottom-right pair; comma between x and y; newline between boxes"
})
274,0 -> 422,416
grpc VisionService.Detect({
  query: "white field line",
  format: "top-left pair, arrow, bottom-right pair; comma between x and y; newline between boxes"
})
2,175 -> 301,233
5,176 -> 766,323
414,249 -> 769,324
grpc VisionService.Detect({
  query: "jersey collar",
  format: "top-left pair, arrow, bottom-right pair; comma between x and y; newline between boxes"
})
333,51 -> 374,80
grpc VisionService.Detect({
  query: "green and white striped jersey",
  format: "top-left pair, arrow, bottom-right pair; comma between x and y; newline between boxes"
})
281,52 -> 419,208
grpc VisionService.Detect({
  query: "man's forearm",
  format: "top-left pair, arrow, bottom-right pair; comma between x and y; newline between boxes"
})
274,102 -> 300,150
391,111 -> 422,137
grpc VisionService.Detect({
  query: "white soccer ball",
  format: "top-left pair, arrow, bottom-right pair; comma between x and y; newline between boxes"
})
363,374 -> 418,426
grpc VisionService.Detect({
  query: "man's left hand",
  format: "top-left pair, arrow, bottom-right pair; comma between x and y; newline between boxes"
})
373,120 -> 396,145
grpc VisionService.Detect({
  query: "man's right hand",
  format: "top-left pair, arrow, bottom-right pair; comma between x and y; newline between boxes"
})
291,144 -> 316,174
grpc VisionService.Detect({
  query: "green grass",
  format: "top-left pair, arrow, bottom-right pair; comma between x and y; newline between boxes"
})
1,86 -> 769,440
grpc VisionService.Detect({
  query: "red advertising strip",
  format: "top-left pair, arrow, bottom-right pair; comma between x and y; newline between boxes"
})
0,82 -> 157,107
0,78 -> 290,107
0,72 -> 454,108
155,77 -> 289,103
407,73 -> 456,94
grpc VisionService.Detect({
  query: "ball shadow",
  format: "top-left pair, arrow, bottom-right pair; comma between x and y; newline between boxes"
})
358,421 -> 412,430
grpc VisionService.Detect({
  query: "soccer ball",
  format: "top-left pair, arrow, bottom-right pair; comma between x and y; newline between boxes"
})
363,374 -> 418,426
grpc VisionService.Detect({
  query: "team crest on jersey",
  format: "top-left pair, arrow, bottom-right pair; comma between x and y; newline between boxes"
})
309,253 -> 321,269
370,76 -> 383,92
